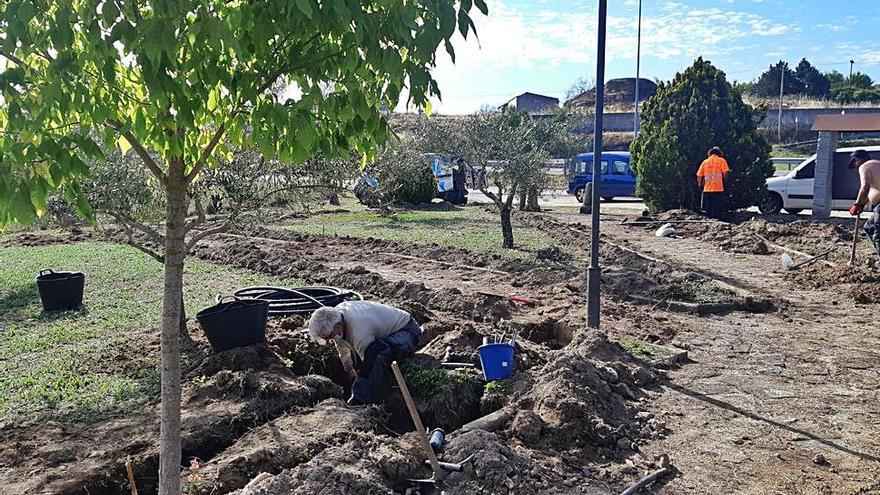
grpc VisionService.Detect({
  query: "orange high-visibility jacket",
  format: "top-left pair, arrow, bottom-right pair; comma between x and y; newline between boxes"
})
696,155 -> 730,193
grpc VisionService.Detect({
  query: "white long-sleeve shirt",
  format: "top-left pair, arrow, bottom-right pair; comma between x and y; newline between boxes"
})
331,301 -> 412,374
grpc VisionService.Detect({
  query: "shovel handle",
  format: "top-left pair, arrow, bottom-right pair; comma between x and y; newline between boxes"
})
391,361 -> 445,481
850,213 -> 861,264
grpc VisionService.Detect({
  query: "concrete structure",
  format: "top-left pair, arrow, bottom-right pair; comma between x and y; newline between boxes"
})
758,107 -> 880,132
499,92 -> 559,114
810,114 -> 880,218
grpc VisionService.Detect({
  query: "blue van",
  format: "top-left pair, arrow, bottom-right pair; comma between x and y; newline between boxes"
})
566,151 -> 636,202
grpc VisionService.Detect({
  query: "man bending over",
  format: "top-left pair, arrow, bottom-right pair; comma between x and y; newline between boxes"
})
308,300 -> 423,405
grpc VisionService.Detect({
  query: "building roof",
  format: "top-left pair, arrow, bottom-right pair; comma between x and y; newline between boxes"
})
811,114 -> 880,131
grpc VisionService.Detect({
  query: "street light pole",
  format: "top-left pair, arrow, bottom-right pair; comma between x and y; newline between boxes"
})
633,0 -> 642,137
850,59 -> 855,84
587,0 -> 607,329
777,62 -> 785,141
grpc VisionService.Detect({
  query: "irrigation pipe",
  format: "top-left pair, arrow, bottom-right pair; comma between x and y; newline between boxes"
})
618,466 -> 671,495
219,286 -> 362,316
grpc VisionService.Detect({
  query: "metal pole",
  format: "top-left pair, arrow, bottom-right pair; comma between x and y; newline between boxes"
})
849,59 -> 854,84
633,0 -> 642,137
777,62 -> 785,142
587,0 -> 607,329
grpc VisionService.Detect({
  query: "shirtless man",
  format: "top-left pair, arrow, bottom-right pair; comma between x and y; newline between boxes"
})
848,150 -> 880,255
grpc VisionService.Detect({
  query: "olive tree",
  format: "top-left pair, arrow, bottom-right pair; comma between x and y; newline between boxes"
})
0,1 -> 485,493
449,110 -> 550,248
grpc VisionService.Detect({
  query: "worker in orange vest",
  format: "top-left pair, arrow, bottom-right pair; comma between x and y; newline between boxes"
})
696,146 -> 730,220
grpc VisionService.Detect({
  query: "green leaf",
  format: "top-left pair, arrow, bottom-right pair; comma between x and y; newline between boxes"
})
444,40 -> 455,63
296,124 -> 315,150
474,0 -> 488,15
294,0 -> 313,19
117,135 -> 132,154
17,2 -> 36,24
458,10 -> 470,39
9,186 -> 35,222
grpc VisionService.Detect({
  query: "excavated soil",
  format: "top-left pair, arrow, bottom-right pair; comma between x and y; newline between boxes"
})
5,205 -> 821,495
1,227 -> 94,247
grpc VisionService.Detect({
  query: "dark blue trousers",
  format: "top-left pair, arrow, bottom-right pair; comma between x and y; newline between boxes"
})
351,318 -> 422,403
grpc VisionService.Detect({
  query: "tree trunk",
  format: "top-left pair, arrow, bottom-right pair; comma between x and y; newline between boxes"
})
525,188 -> 541,212
500,206 -> 514,249
518,190 -> 526,211
159,162 -> 187,495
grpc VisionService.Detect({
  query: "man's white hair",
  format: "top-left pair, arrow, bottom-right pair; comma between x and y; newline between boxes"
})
308,306 -> 343,344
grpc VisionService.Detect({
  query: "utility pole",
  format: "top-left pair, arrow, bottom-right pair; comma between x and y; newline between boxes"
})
633,0 -> 642,137
850,59 -> 855,84
587,0 -> 607,329
777,62 -> 785,142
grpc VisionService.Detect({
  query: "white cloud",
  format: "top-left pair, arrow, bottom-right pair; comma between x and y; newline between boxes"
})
415,0 -> 802,113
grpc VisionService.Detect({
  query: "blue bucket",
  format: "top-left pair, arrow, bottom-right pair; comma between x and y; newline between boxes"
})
478,343 -> 515,381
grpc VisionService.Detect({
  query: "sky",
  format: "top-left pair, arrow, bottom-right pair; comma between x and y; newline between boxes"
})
422,0 -> 880,114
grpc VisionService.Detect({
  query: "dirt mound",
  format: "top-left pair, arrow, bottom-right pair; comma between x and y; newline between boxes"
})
184,400 -> 384,494
786,260 -> 880,302
241,434 -> 421,494
510,331 -> 649,461
2,227 -> 93,247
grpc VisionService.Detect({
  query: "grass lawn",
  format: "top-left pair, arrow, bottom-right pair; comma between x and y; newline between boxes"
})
275,204 -> 563,258
0,241 -> 298,424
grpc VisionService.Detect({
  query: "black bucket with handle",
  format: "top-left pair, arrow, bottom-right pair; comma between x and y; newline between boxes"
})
196,296 -> 269,353
36,269 -> 85,311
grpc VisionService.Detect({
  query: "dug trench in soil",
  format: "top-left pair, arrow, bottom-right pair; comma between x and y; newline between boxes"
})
516,212 -> 775,314
222,331 -> 667,495
180,231 -> 675,492
2,339 -> 344,495
2,222 -> 677,494
620,209 -> 855,257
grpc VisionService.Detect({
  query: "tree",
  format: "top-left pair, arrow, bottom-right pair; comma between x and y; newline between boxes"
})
795,58 -> 831,98
848,71 -> 874,90
631,58 -> 773,212
451,110 -> 550,247
753,61 -> 805,97
564,76 -> 596,103
826,70 -> 846,85
0,1 -> 485,493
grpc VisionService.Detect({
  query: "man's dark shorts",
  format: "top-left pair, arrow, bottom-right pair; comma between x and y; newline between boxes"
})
863,203 -> 880,255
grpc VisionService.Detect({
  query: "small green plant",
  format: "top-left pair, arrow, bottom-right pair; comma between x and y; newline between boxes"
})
484,380 -> 511,395
618,337 -> 665,362
401,362 -> 449,396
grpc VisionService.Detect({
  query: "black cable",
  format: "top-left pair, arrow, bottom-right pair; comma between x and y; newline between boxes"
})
217,286 -> 363,316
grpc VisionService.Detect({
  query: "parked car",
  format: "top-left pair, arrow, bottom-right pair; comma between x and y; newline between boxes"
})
759,146 -> 880,215
566,151 -> 636,203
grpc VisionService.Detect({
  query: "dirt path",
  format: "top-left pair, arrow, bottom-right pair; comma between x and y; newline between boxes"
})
552,212 -> 880,494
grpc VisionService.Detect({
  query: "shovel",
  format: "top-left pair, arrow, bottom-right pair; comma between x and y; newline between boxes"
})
391,361 -> 475,485
391,361 -> 447,483
850,212 -> 861,265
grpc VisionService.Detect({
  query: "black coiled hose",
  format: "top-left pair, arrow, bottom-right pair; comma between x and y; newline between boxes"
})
217,286 -> 363,316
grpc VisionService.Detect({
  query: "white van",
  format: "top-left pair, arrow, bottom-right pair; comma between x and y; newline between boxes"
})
759,146 -> 880,215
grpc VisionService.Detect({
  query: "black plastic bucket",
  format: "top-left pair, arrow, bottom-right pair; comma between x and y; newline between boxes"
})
36,269 -> 85,311
196,297 -> 269,353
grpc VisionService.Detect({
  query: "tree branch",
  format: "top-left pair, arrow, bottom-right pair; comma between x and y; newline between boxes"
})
185,124 -> 226,184
185,221 -> 232,253
108,211 -> 166,246
119,220 -> 165,263
505,181 -> 519,209
108,121 -> 167,184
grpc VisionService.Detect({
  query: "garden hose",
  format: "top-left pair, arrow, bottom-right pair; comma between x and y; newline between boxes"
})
217,286 -> 363,316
